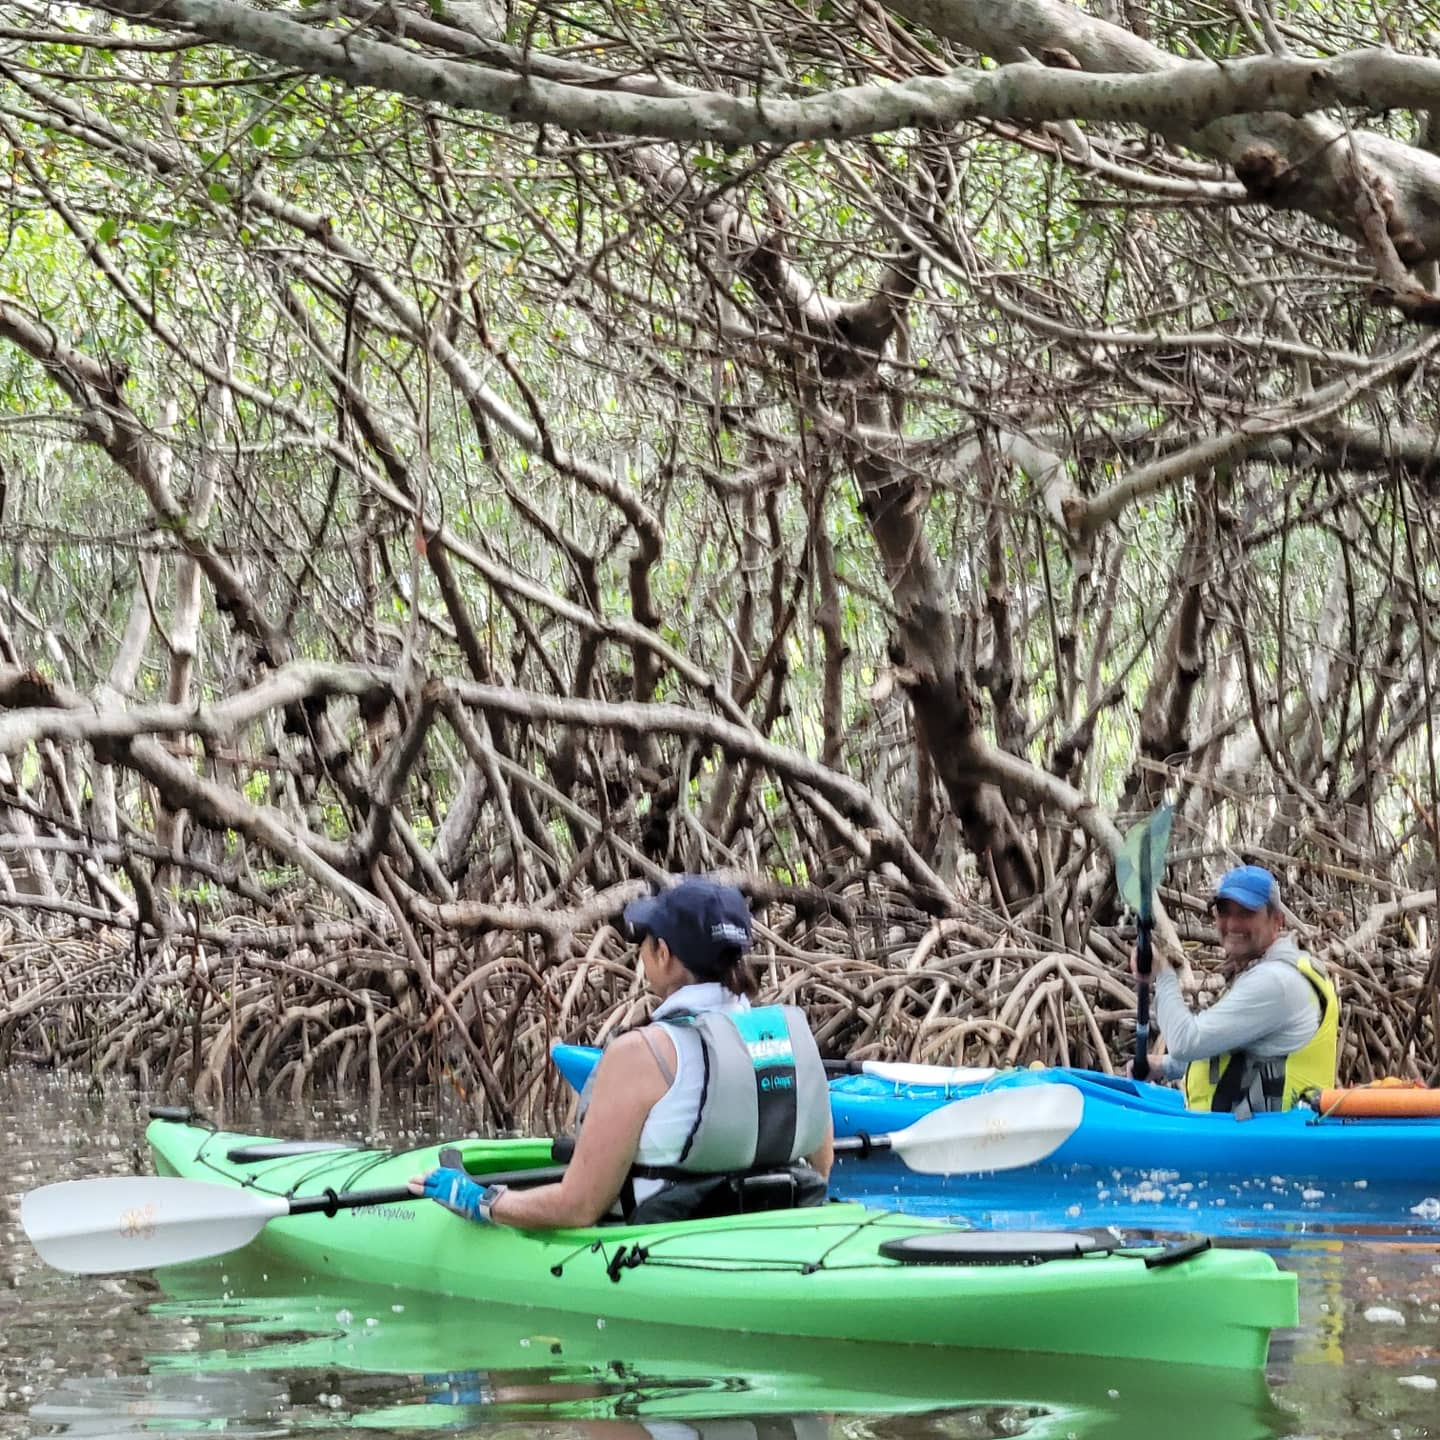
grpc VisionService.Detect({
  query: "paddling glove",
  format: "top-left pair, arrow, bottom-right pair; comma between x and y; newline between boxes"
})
423,1168 -> 506,1225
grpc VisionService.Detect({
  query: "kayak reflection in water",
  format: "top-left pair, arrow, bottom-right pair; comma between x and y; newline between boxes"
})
422,1366 -> 835,1440
426,1379 -> 837,1440
409,875 -> 835,1229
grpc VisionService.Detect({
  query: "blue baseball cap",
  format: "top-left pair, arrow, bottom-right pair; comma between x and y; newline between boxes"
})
1214,864 -> 1279,912
623,877 -> 753,980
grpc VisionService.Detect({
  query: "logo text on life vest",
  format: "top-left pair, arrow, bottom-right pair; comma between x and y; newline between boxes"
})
746,1035 -> 795,1064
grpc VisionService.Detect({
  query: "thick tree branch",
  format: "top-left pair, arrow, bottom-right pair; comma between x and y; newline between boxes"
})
446,679 -> 954,908
79,0 -> 1440,142
1057,331 -> 1440,538
891,0 -> 1440,261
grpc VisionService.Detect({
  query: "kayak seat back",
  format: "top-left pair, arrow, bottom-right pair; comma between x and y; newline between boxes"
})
629,1165 -> 829,1225
880,1231 -> 1106,1266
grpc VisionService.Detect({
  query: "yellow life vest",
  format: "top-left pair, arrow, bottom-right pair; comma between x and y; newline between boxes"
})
1183,953 -> 1339,1116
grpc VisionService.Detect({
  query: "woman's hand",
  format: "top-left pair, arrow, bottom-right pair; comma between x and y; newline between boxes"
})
408,1168 -> 506,1224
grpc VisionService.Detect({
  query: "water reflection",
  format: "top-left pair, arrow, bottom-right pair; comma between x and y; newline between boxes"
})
28,1247 -> 1286,1440
30,1373 -> 291,1437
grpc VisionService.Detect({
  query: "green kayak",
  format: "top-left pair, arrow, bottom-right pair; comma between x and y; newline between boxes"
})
146,1115 -> 1297,1370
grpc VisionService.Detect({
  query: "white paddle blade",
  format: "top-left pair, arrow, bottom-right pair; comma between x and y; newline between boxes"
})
21,1177 -> 289,1274
889,1084 -> 1084,1175
861,1061 -> 998,1088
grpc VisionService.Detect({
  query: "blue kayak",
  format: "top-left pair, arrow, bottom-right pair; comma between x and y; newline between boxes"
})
551,1044 -> 1440,1237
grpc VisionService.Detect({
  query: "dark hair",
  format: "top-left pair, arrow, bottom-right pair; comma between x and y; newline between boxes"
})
673,943 -> 759,998
715,950 -> 760,1000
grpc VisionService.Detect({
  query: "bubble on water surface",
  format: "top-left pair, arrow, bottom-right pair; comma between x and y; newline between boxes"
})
1363,1306 -> 1405,1324
335,1308 -> 353,1324
1409,1197 -> 1440,1221
1397,1376 -> 1437,1390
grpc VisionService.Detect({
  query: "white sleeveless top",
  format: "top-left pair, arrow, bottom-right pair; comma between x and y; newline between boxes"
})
631,982 -> 750,1203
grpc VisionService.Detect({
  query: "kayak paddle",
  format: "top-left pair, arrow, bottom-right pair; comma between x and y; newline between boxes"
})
22,1086 -> 1082,1276
831,1081 -> 1082,1172
1115,802 -> 1175,1083
22,1173 -> 424,1276
547,1082 -> 1083,1175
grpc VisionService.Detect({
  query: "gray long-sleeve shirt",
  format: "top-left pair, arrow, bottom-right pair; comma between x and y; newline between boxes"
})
1149,934 -> 1323,1082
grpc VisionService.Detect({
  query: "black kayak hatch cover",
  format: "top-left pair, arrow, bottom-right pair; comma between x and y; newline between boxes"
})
880,1231 -> 1108,1265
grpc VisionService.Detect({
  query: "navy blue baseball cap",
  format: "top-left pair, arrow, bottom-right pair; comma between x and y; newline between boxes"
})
623,877 -> 753,979
1214,864 -> 1279,911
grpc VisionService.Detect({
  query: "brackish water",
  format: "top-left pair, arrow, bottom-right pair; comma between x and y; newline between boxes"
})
2,1070 -> 1437,1440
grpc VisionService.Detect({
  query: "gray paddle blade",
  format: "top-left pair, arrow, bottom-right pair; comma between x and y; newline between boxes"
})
1115,803 -> 1174,917
887,1085 -> 1084,1174
21,1177 -> 289,1274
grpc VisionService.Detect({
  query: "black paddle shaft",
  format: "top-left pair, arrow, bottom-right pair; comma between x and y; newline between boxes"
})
285,1163 -> 571,1218
286,1185 -> 416,1217
1132,966 -> 1153,1082
834,1132 -> 894,1158
1132,834 -> 1155,1082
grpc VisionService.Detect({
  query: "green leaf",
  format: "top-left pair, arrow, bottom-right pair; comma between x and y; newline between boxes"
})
208,181 -> 231,204
95,218 -> 119,244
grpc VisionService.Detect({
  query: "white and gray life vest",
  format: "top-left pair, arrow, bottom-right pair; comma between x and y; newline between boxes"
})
578,1003 -> 830,1220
